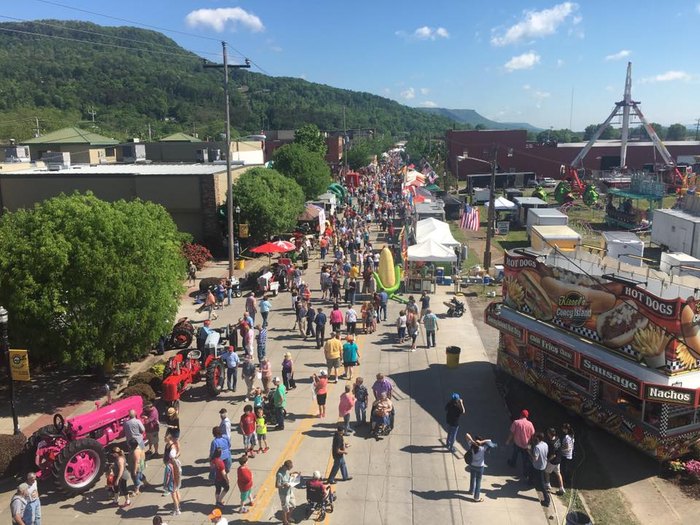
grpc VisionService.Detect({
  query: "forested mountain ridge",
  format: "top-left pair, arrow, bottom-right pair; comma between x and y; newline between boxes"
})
0,20 -> 453,141
417,107 -> 541,132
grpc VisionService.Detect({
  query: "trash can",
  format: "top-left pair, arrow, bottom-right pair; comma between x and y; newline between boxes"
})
435,268 -> 445,285
446,346 -> 461,368
566,512 -> 592,525
235,260 -> 245,270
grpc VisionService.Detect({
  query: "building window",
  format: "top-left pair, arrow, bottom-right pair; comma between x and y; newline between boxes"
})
105,148 -> 115,156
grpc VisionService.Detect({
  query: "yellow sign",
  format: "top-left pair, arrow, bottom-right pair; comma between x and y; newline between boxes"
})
238,224 -> 249,239
9,349 -> 30,381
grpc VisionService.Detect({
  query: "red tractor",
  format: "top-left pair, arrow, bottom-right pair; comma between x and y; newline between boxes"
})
162,331 -> 226,409
26,395 -> 145,495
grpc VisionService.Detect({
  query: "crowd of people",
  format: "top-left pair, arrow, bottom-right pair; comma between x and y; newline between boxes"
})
13,153 -> 579,525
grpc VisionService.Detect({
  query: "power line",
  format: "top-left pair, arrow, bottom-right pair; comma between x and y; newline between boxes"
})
0,26 -> 213,60
31,0 -> 259,67
0,15 -> 221,58
33,0 -> 222,43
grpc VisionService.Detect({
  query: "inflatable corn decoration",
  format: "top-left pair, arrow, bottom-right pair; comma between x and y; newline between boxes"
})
373,246 -> 402,294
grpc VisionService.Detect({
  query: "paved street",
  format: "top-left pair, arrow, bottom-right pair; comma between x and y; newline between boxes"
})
0,249 -> 553,524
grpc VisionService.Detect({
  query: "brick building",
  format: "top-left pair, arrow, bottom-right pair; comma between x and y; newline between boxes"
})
447,129 -> 700,180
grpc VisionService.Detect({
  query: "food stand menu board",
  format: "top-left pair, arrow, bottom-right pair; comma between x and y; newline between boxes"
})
502,252 -> 700,374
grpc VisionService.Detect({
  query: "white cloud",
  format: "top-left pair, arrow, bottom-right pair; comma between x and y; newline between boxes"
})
383,88 -> 391,95
605,49 -> 630,61
522,84 -> 531,90
420,101 -> 438,108
185,7 -> 264,33
397,26 -> 450,41
420,87 -> 430,95
532,90 -> 551,108
697,2 -> 700,14
491,2 -> 578,46
400,87 -> 416,100
642,70 -> 692,83
504,51 -> 541,72
556,58 -> 565,67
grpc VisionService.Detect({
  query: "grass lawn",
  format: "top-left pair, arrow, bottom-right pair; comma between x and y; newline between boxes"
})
449,222 -> 482,269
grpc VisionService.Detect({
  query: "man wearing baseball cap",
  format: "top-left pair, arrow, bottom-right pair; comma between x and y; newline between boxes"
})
505,409 -> 535,479
208,507 -> 227,525
444,393 -> 465,453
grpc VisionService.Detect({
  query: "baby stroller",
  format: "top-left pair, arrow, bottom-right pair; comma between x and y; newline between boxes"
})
305,480 -> 335,520
261,390 -> 278,426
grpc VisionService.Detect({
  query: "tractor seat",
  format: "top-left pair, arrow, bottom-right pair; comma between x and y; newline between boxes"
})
187,350 -> 202,360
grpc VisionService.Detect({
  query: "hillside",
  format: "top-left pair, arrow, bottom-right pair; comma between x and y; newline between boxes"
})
0,20 -> 453,141
418,107 -> 541,132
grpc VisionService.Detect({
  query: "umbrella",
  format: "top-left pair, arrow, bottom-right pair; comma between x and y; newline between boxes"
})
251,240 -> 295,254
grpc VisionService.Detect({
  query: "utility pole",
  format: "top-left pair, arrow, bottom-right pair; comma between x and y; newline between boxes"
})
88,107 -> 97,124
147,123 -> 152,142
204,43 -> 251,279
34,117 -> 41,138
695,118 -> 700,141
483,144 -> 498,271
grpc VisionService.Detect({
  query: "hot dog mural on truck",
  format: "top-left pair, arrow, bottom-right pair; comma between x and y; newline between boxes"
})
488,251 -> 700,460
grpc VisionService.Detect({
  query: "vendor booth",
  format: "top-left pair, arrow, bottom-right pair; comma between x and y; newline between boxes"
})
415,217 -> 460,247
405,239 -> 457,293
487,250 -> 700,460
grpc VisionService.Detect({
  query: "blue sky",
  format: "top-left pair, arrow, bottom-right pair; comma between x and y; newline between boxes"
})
6,0 -> 700,130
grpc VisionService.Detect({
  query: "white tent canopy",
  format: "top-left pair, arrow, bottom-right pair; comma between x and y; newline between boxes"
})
407,239 -> 458,262
415,217 -> 461,247
485,196 -> 516,210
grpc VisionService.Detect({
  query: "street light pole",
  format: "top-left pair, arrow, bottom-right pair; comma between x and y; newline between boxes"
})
0,306 -> 20,435
204,43 -> 250,279
483,145 -> 498,271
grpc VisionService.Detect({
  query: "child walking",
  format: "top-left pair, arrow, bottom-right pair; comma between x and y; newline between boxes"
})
239,405 -> 257,458
237,455 -> 255,513
255,406 -> 269,453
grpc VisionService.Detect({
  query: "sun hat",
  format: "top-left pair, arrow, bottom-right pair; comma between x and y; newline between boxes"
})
273,376 -> 281,383
312,470 -> 321,479
167,407 -> 176,415
284,352 -> 292,358
208,508 -> 222,520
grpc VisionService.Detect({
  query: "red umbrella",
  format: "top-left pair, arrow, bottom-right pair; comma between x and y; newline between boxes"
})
250,240 -> 296,254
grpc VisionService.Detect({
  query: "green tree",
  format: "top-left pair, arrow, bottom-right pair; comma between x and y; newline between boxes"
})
294,123 -> 327,156
583,124 -> 620,140
344,135 -> 394,170
233,167 -> 305,241
666,123 -> 688,141
273,143 -> 332,200
0,193 -> 184,368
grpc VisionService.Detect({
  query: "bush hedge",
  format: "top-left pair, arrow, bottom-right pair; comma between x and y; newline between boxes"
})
121,383 -> 157,404
128,371 -> 162,394
0,434 -> 27,479
182,242 -> 212,270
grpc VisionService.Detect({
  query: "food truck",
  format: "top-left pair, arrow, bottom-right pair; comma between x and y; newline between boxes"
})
486,250 -> 700,460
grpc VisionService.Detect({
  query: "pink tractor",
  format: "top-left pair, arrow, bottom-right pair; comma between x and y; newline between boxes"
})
26,395 -> 145,494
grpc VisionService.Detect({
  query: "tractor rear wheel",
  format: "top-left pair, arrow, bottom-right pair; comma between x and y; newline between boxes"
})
170,328 -> 193,349
206,360 -> 225,397
25,425 -> 60,469
52,438 -> 106,494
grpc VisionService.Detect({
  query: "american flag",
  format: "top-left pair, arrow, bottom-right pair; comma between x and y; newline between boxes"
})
460,205 -> 480,231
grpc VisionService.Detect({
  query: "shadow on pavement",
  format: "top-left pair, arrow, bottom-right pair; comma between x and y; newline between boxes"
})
411,489 -> 473,502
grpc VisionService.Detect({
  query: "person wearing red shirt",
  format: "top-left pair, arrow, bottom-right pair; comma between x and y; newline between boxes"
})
210,448 -> 229,506
239,405 -> 257,458
237,455 -> 255,513
506,409 -> 536,478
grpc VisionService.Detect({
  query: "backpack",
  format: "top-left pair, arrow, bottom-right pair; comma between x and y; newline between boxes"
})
464,447 -> 474,466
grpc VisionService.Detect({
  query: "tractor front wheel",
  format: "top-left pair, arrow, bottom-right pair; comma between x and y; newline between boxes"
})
206,360 -> 225,397
170,328 -> 193,349
52,438 -> 106,494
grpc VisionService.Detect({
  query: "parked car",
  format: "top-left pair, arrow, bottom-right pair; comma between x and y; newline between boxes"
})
541,177 -> 557,187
